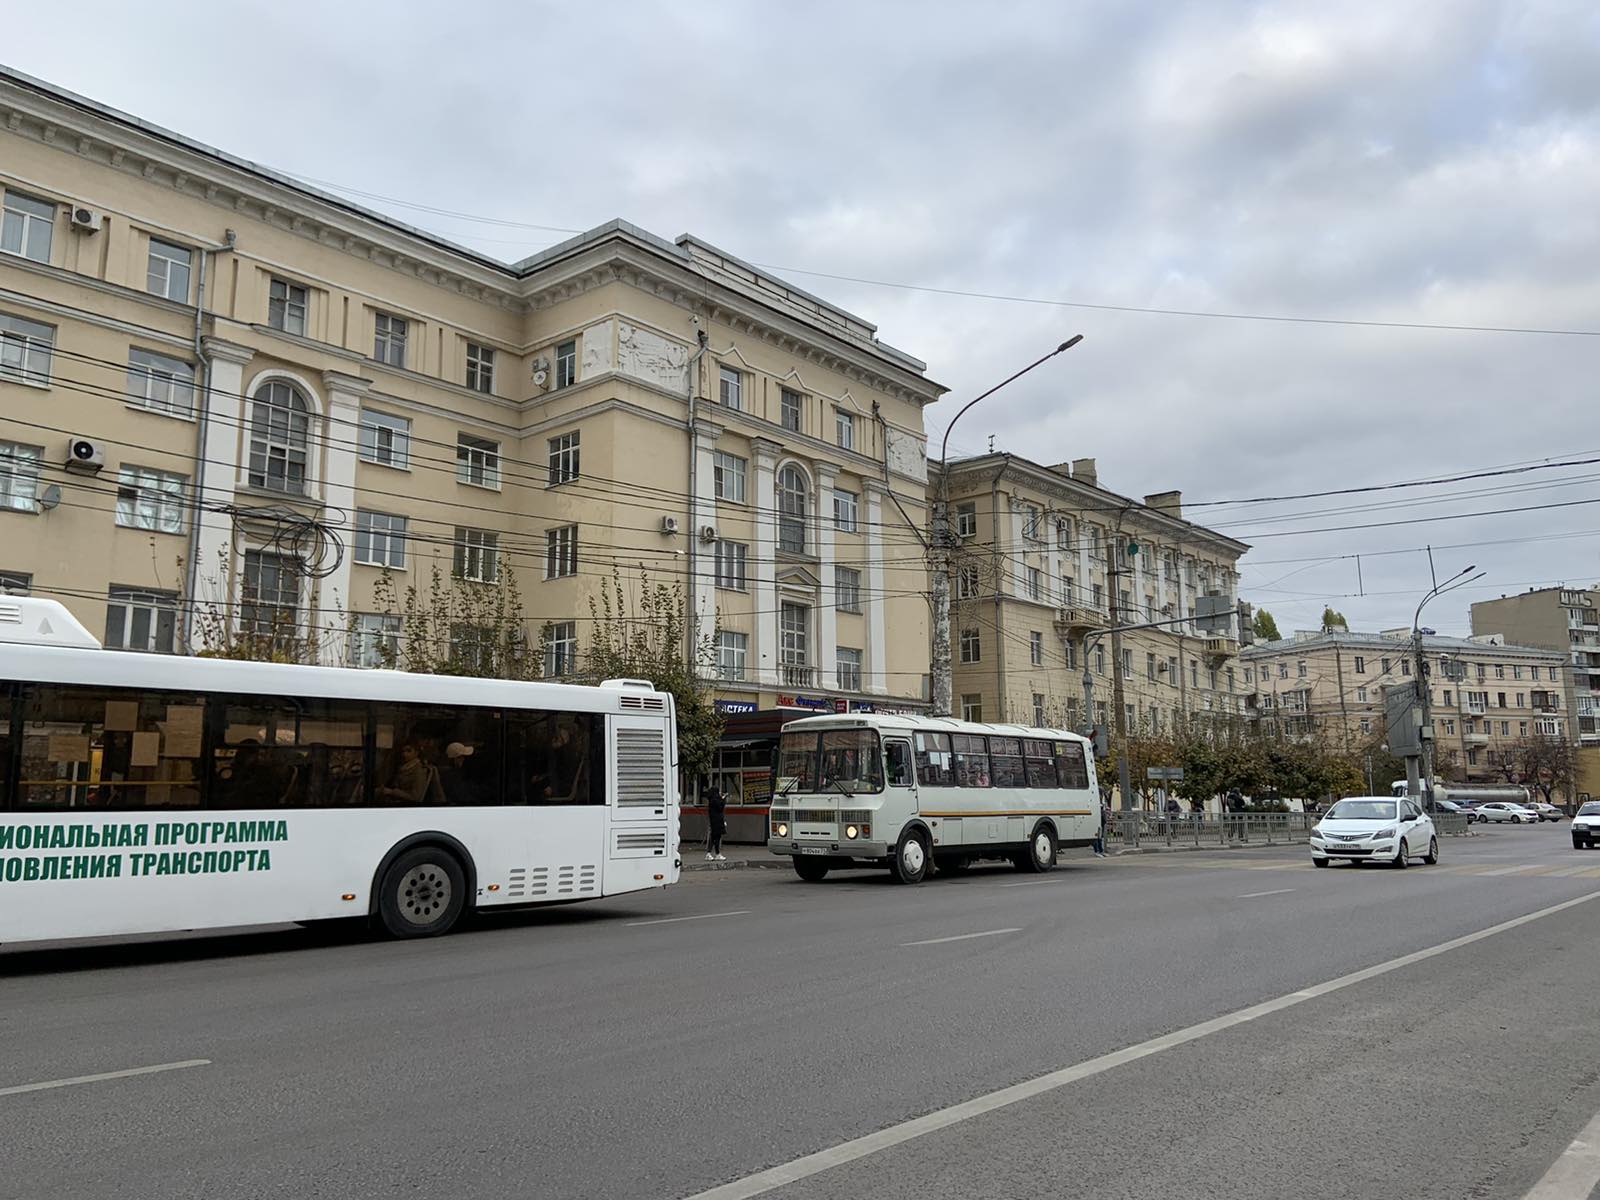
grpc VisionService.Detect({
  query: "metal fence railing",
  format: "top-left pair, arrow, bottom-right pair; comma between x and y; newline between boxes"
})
1106,809 -> 1471,850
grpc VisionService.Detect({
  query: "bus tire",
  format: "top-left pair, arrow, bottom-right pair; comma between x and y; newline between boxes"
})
376,845 -> 467,938
889,828 -> 930,885
793,856 -> 831,882
1023,823 -> 1058,873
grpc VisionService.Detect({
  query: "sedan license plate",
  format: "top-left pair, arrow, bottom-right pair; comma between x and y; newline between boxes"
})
800,847 -> 828,856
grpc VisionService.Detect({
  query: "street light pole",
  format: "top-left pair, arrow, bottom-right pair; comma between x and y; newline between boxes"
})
1411,564 -> 1480,809
930,335 -> 1083,716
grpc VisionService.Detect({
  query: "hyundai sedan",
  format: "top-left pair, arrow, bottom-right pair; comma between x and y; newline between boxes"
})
1310,797 -> 1437,869
1475,802 -> 1538,824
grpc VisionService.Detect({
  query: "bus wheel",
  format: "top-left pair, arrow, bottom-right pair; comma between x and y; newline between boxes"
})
1022,824 -> 1058,873
377,846 -> 467,938
889,829 -> 930,885
793,856 -> 831,882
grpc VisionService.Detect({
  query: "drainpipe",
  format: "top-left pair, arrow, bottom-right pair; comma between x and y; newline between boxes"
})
683,320 -> 711,664
182,229 -> 237,651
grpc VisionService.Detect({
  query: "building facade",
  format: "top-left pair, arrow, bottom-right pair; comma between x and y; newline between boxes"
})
1241,629 -> 1567,784
1470,586 -> 1600,748
0,67 -> 942,806
931,454 -> 1251,735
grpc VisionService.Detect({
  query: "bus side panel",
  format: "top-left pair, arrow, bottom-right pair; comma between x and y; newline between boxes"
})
0,808 -> 545,943
601,715 -> 678,897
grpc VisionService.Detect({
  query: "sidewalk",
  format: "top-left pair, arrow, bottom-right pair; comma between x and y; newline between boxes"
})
678,843 -> 785,871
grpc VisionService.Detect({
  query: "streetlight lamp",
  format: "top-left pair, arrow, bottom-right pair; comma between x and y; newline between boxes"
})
929,335 -> 1084,717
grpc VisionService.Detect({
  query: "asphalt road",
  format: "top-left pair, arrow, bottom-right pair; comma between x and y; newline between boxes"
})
4,823 -> 1600,1200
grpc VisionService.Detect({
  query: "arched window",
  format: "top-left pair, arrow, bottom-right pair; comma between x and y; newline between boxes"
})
778,464 -> 808,554
249,381 -> 311,493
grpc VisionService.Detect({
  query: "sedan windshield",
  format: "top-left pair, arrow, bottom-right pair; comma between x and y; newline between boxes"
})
1325,799 -> 1398,821
1579,803 -> 1600,816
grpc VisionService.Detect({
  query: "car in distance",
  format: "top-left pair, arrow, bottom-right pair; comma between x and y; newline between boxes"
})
1310,796 -> 1437,869
1474,802 -> 1539,824
1433,798 -> 1473,822
1527,802 -> 1563,822
1573,802 -> 1600,850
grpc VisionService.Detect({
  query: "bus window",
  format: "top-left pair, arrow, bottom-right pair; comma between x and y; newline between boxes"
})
216,698 -> 367,808
913,732 -> 953,786
820,730 -> 884,793
776,731 -> 819,794
952,734 -> 990,787
1023,739 -> 1058,788
988,737 -> 1025,788
375,704 -> 507,806
885,740 -> 914,788
1054,741 -> 1090,790
507,712 -> 597,805
0,683 -> 13,810
18,684 -> 205,810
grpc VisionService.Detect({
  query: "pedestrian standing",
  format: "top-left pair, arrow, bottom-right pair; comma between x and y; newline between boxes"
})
705,783 -> 728,862
1093,799 -> 1111,857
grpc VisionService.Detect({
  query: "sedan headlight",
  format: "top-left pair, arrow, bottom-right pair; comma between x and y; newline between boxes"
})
774,822 -> 789,838
1372,826 -> 1398,840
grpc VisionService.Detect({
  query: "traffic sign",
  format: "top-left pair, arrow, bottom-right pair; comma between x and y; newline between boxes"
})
1146,766 -> 1184,781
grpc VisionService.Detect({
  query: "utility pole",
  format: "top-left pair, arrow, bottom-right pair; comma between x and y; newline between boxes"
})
929,336 -> 1082,716
1409,562 -> 1481,808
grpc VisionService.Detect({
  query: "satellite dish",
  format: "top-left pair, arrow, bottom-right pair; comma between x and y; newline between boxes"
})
38,484 -> 61,511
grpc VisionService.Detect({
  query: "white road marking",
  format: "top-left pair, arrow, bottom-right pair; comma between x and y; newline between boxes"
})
901,928 -> 1021,947
0,1059 -> 210,1098
1522,1105 -> 1600,1199
682,889 -> 1600,1200
998,879 -> 1067,888
1237,888 -> 1295,899
626,910 -> 750,928
1481,864 -> 1547,876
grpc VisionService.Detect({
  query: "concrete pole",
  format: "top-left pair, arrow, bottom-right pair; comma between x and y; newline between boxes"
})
930,513 -> 953,717
1415,631 -> 1435,809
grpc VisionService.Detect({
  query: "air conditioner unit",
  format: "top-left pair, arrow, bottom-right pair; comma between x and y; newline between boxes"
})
1157,661 -> 1170,673
70,207 -> 102,233
660,515 -> 680,535
698,524 -> 718,544
64,437 -> 106,473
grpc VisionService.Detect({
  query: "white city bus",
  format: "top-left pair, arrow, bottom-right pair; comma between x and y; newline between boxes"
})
0,599 -> 679,946
767,713 -> 1100,883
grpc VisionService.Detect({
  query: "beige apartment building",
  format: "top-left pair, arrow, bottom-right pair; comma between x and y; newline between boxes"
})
1471,586 -> 1600,748
932,453 -> 1251,735
0,67 -> 942,785
1241,629 -> 1566,784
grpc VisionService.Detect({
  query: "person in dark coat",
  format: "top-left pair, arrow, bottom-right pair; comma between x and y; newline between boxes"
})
705,784 -> 728,861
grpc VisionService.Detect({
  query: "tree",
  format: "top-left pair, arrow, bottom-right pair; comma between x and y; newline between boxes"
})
1510,733 -> 1577,807
371,559 -> 533,679
571,566 -> 724,785
1320,606 -> 1349,632
191,547 -> 327,664
1253,608 -> 1282,642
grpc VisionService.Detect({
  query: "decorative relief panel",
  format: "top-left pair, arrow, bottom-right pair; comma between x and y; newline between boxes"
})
581,319 -> 615,375
885,426 -> 928,483
617,322 -> 689,393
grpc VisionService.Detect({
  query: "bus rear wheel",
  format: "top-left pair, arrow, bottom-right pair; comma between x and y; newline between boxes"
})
376,846 -> 467,938
889,829 -> 930,885
793,855 -> 831,882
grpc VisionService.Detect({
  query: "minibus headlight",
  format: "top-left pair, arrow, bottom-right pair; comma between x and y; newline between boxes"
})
774,822 -> 789,838
845,825 -> 859,839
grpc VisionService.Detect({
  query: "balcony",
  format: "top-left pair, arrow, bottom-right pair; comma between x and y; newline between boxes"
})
1054,605 -> 1109,638
1462,729 -> 1490,744
1203,636 -> 1238,662
781,664 -> 816,688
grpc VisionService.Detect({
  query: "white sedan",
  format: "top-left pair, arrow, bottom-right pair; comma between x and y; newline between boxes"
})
1572,802 -> 1600,850
1310,797 -> 1438,869
1475,802 -> 1539,824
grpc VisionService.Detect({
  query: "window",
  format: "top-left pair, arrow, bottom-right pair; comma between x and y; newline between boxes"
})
545,524 -> 578,579
714,540 -> 747,591
2,190 -> 54,263
104,587 -> 179,653
0,569 -> 31,594
1190,660 -> 1199,687
1057,519 -> 1071,550
960,628 -> 981,663
1501,721 -> 1511,736
248,381 -> 310,493
466,343 -> 495,393
712,451 -> 746,503
915,731 -> 955,785
989,736 -> 1025,788
781,388 -> 803,432
836,409 -> 855,450
953,732 -> 988,780
1513,665 -> 1525,680
1122,648 -> 1133,679
1024,506 -> 1043,542
1278,663 -> 1288,679
505,711 -> 602,806
1359,718 -> 1372,735
778,464 -> 808,553
146,238 -> 192,302
544,621 -> 578,677
547,431 -> 580,486
1520,720 -> 1529,736
1357,686 -> 1368,702
0,312 -> 55,385
1027,567 -> 1042,601
0,441 -> 42,512
268,278 -> 308,335
126,348 -> 194,417
833,489 -> 858,533
354,510 -> 407,568
353,613 -> 402,668
1297,661 -> 1307,678
1031,632 -> 1044,666
1494,664 -> 1505,679
1354,656 -> 1365,674
836,566 -> 862,612
955,503 -> 976,538
1551,667 -> 1561,682
1147,652 -> 1157,681
1095,644 -> 1105,675
456,433 -> 500,489
358,409 -> 411,469
1497,692 -> 1506,708
718,364 -> 742,410
115,465 -> 186,534
1401,660 -> 1411,676
716,631 -> 748,680
780,603 -> 810,669
453,527 -> 499,583
1033,696 -> 1047,728
1442,719 -> 1456,735
957,564 -> 979,600
1444,689 -> 1453,706
1516,692 -> 1525,707
241,550 -> 300,637
836,647 -> 863,691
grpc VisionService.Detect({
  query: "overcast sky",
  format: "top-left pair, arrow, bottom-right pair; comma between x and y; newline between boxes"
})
9,1 -> 1599,636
